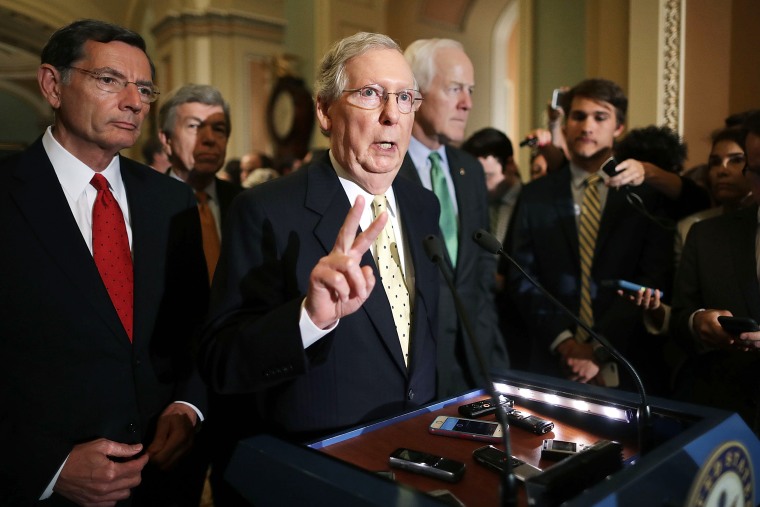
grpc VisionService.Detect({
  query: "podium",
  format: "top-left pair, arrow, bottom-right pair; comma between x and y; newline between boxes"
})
225,370 -> 760,506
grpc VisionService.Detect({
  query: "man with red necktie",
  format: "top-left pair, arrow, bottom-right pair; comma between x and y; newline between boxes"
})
0,19 -> 209,505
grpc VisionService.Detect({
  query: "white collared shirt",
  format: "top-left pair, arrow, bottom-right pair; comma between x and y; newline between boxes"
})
42,126 -> 132,253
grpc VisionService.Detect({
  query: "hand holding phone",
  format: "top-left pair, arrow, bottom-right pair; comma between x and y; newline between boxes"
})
602,279 -> 664,301
428,416 -> 503,443
601,157 -> 618,178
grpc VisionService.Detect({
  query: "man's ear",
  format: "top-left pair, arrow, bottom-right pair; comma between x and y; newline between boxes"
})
614,123 -> 625,139
38,64 -> 62,109
158,131 -> 172,157
316,98 -> 331,134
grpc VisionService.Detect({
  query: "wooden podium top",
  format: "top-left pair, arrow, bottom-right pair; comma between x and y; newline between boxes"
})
313,391 -> 637,506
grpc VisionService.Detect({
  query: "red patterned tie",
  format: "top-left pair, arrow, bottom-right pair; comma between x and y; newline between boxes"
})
91,174 -> 134,341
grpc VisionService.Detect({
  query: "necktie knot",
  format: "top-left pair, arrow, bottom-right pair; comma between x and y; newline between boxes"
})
585,173 -> 602,188
195,190 -> 209,205
90,173 -> 110,192
429,151 -> 442,168
372,195 -> 387,218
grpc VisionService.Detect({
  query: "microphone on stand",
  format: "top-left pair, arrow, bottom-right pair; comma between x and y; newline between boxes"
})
423,235 -> 518,507
471,229 -> 653,456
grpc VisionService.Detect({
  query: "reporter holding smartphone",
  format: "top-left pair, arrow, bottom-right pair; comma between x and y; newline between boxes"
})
669,111 -> 760,434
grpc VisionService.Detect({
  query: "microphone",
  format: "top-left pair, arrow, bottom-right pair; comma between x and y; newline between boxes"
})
472,229 -> 653,455
519,137 -> 538,148
423,235 -> 518,507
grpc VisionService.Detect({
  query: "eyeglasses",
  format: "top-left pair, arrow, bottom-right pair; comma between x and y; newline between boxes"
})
708,153 -> 746,170
342,85 -> 423,114
67,66 -> 160,104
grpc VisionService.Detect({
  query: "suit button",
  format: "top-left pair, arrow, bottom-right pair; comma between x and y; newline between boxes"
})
407,389 -> 414,400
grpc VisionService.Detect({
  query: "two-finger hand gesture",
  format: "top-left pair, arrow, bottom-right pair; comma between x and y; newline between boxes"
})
305,196 -> 388,329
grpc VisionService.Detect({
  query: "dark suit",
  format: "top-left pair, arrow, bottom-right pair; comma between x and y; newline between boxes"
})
0,138 -> 209,505
214,177 -> 243,222
670,205 -> 760,431
178,175 -> 243,507
400,147 -> 509,398
199,152 -> 440,440
506,163 -> 673,391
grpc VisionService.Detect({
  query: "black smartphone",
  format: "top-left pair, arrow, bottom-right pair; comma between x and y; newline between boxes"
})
601,156 -> 618,178
541,439 -> 589,461
472,445 -> 543,482
601,279 -> 664,299
505,409 -> 554,435
388,448 -> 465,483
429,415 -> 503,443
718,316 -> 760,334
458,395 -> 514,418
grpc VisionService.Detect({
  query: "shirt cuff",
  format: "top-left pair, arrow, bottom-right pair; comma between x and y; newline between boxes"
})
549,330 -> 574,354
41,456 -> 68,500
300,299 -> 338,349
173,401 -> 204,423
689,308 -> 706,338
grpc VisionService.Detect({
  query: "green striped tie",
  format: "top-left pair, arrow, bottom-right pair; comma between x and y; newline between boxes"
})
576,173 -> 602,342
429,151 -> 458,266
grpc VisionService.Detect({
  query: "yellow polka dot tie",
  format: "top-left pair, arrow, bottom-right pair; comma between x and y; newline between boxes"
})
372,195 -> 412,366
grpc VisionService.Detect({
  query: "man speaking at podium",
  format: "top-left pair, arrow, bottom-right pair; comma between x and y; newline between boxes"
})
199,32 -> 440,447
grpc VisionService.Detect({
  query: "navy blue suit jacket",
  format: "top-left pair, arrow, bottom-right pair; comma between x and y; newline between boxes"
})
199,152 -> 440,439
506,164 -> 673,385
0,138 -> 209,504
400,147 -> 509,398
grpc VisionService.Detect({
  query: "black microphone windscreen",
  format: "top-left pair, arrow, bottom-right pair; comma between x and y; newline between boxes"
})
472,229 -> 502,254
423,235 -> 445,263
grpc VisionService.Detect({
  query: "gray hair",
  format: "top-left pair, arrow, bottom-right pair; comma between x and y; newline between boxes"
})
404,38 -> 464,92
314,32 -> 404,110
159,83 -> 231,137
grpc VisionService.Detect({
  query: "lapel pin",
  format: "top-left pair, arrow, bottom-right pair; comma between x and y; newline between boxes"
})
459,168 -> 465,176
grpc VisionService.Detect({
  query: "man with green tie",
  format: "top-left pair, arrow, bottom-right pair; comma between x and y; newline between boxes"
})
400,38 -> 509,398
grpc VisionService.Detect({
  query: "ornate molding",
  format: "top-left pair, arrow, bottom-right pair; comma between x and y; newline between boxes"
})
662,0 -> 682,131
152,10 -> 286,46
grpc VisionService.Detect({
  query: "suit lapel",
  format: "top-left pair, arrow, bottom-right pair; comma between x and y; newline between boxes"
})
551,168 -> 580,264
399,154 -> 422,186
596,185 -> 628,255
122,158 -> 162,349
10,141 -> 131,348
